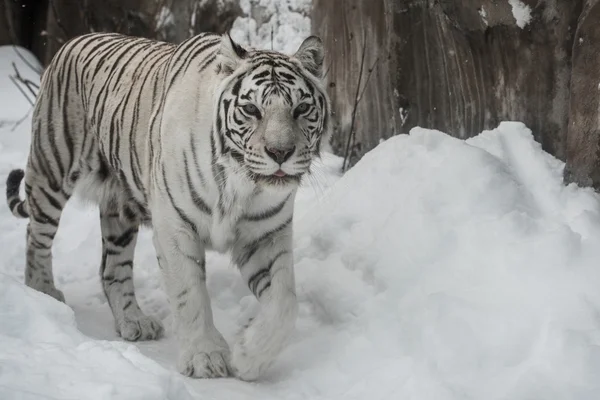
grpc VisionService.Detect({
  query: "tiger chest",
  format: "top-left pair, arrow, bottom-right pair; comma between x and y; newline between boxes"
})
205,187 -> 292,253
209,214 -> 237,252
205,177 -> 256,253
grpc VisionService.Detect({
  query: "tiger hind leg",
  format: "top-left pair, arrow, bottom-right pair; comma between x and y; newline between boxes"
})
24,179 -> 69,302
99,205 -> 164,341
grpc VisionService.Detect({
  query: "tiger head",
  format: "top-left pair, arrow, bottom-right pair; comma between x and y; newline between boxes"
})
213,34 -> 331,188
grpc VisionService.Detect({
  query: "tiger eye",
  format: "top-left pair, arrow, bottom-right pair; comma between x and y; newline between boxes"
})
243,104 -> 258,114
296,103 -> 309,113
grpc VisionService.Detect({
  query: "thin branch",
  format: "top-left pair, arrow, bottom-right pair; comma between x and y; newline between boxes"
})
347,56 -> 379,165
322,57 -> 334,80
11,45 -> 43,75
10,75 -> 34,106
7,47 -> 42,128
11,62 -> 39,100
48,0 -> 70,40
11,108 -> 34,132
342,30 -> 368,172
341,30 -> 382,171
12,62 -> 40,89
357,56 -> 379,102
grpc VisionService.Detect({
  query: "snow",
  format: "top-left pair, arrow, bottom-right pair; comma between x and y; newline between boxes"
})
479,7 -> 488,26
154,6 -> 175,33
230,0 -> 312,54
4,42 -> 600,399
508,0 -> 532,29
0,276 -> 195,400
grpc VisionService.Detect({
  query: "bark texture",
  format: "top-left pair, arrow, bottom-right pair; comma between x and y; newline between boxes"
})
313,0 -> 583,167
564,0 -> 600,189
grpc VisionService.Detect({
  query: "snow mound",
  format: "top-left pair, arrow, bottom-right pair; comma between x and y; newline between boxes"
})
291,122 -> 600,399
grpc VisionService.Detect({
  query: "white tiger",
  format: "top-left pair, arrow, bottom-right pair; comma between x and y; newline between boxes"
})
5,31 -> 331,381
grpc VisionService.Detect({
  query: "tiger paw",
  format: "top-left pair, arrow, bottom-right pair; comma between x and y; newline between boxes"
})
117,315 -> 164,341
177,337 -> 232,378
231,338 -> 272,381
43,287 -> 66,303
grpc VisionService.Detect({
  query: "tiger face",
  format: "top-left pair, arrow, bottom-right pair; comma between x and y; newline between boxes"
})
214,35 -> 331,187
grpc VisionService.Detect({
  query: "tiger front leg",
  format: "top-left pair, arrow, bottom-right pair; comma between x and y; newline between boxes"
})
152,217 -> 231,378
231,223 -> 299,381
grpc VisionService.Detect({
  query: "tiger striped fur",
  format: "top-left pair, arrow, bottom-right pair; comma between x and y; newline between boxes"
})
5,31 -> 331,381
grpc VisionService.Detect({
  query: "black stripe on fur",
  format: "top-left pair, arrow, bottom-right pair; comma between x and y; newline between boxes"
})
6,169 -> 28,218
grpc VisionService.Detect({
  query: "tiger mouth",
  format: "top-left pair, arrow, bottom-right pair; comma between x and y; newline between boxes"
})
251,171 -> 302,186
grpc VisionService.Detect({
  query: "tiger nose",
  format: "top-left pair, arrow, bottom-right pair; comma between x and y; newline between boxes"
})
265,146 -> 295,164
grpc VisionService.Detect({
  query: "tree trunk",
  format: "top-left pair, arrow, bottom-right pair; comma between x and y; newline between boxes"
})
313,0 -> 583,168
564,0 -> 600,189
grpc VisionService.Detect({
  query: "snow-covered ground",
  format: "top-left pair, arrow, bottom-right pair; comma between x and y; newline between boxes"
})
4,40 -> 600,399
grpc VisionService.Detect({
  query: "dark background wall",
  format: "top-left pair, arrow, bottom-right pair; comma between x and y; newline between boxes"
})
313,0 -> 587,169
0,0 -> 241,65
2,0 -> 600,189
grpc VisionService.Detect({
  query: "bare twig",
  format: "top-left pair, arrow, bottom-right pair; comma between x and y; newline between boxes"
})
10,75 -> 34,106
342,30 -> 368,172
347,57 -> 379,165
358,57 -> 379,104
323,57 -> 333,80
10,108 -> 34,132
48,0 -> 70,40
11,62 -> 39,102
11,46 -> 44,75
9,62 -> 40,132
5,13 -> 41,128
342,30 -> 381,171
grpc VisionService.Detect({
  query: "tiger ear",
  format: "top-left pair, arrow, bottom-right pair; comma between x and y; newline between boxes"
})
218,33 -> 247,74
293,36 -> 324,79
